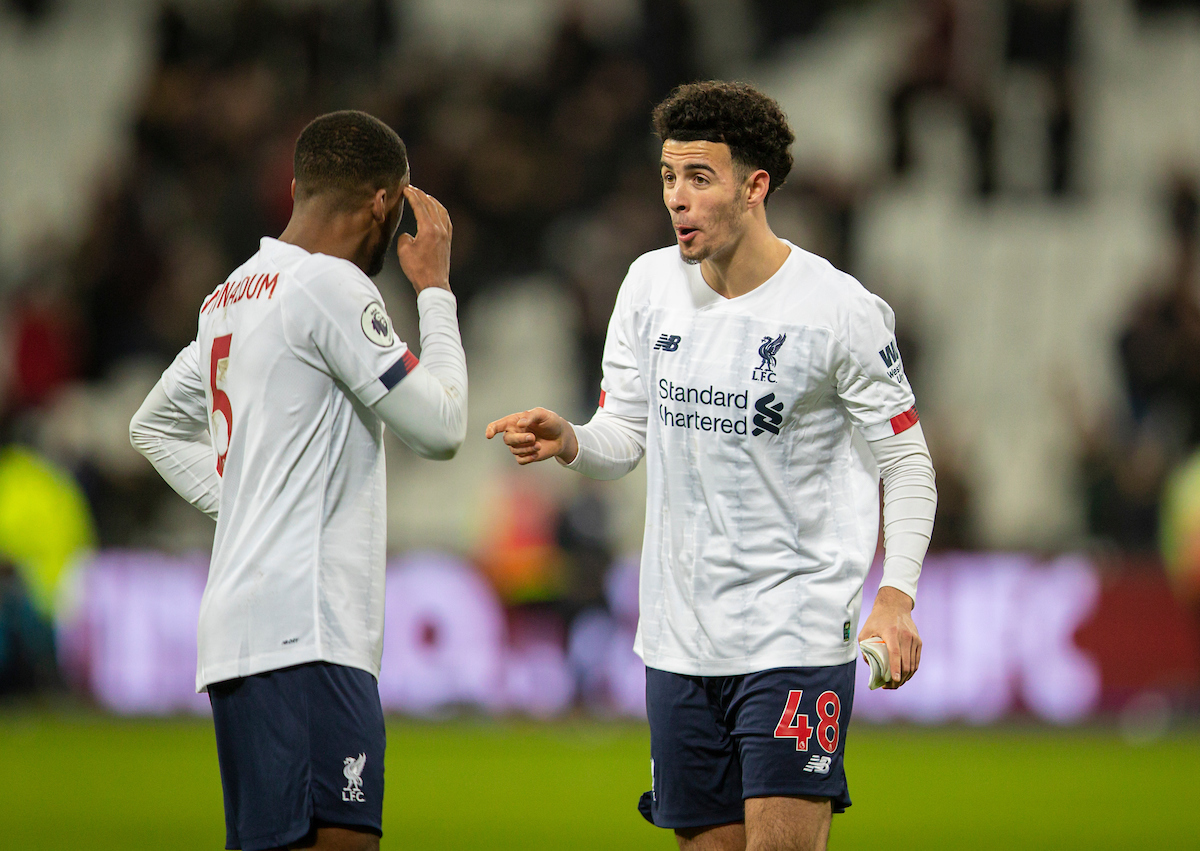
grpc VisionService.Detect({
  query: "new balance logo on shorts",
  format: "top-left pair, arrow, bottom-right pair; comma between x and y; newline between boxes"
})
654,334 -> 682,352
803,755 -> 832,774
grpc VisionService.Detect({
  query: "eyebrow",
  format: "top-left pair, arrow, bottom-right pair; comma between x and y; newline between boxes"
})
660,160 -> 717,175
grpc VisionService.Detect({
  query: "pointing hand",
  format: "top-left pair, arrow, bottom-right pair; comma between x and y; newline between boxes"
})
485,408 -> 579,465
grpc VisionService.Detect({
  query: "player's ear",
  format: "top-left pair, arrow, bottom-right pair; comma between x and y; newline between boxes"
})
371,187 -> 389,223
745,169 -> 771,210
290,178 -> 296,201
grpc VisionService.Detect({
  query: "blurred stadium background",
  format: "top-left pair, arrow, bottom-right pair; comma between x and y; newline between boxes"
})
2,0 -> 1200,847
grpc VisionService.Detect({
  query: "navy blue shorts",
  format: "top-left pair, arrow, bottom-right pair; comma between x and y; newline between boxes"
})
639,662 -> 856,830
208,662 -> 386,851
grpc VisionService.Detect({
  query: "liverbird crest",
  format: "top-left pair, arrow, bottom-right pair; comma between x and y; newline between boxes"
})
343,753 -> 366,790
757,334 -> 787,371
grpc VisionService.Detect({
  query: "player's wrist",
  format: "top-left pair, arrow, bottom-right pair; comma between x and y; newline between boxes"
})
558,420 -> 579,464
875,584 -> 914,612
411,279 -> 452,294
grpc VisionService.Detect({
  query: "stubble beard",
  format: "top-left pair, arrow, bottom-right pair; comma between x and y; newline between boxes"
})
366,217 -> 402,277
366,240 -> 388,276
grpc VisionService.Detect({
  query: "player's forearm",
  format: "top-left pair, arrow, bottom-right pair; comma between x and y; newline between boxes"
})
130,381 -> 221,519
372,289 -> 467,460
869,422 -> 937,603
414,288 -> 466,385
560,407 -> 647,480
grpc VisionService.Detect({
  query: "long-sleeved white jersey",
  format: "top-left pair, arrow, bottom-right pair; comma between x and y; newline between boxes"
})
131,237 -> 466,691
568,241 -> 934,676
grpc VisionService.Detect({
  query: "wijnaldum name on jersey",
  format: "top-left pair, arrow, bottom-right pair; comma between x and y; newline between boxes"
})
201,272 -> 280,315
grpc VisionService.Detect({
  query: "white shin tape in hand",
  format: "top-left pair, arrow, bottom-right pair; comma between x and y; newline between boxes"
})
860,637 -> 891,690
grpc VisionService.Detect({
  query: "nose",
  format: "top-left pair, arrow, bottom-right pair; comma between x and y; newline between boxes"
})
665,183 -> 687,212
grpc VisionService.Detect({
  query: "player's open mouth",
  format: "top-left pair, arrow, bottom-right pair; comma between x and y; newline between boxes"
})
676,226 -> 699,244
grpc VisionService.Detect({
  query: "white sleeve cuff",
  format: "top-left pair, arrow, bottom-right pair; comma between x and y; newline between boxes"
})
559,407 -> 647,480
879,555 -> 922,604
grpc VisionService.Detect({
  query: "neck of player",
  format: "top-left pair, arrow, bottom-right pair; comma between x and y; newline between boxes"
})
700,210 -> 791,300
279,197 -> 383,275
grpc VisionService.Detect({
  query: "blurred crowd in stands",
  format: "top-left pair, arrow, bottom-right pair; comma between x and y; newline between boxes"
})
3,0 -> 1200,697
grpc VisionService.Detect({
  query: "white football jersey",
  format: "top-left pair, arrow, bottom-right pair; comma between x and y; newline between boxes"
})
600,241 -> 918,676
160,237 -> 419,691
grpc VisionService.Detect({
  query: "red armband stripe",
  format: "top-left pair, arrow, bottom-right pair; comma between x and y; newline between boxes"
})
890,406 -> 919,435
599,390 -> 607,408
379,350 -> 420,391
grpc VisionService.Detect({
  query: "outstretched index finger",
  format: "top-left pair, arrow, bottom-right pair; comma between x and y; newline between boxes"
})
485,412 -> 525,439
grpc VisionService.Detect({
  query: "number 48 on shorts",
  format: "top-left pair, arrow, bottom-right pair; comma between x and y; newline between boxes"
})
774,688 -> 842,753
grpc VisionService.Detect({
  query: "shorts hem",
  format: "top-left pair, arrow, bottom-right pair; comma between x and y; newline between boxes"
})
743,788 -> 851,814
648,808 -> 746,831
312,813 -> 384,837
233,817 -> 313,851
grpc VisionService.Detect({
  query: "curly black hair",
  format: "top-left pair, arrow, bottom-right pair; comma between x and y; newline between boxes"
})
294,110 -> 408,206
651,81 -> 794,198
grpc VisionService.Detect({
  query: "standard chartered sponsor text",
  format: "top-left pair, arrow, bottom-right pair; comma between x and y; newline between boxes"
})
657,379 -> 749,434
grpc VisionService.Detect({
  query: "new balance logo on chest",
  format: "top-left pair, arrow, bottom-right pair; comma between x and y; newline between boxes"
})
654,334 -> 682,352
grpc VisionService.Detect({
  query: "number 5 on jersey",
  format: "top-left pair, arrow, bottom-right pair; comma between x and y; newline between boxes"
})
210,334 -> 233,476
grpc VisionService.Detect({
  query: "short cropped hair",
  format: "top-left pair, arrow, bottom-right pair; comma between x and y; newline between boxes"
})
651,81 -> 794,198
293,110 -> 408,205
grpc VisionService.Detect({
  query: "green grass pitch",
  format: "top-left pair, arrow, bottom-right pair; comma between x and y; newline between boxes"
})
1,711 -> 1197,849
